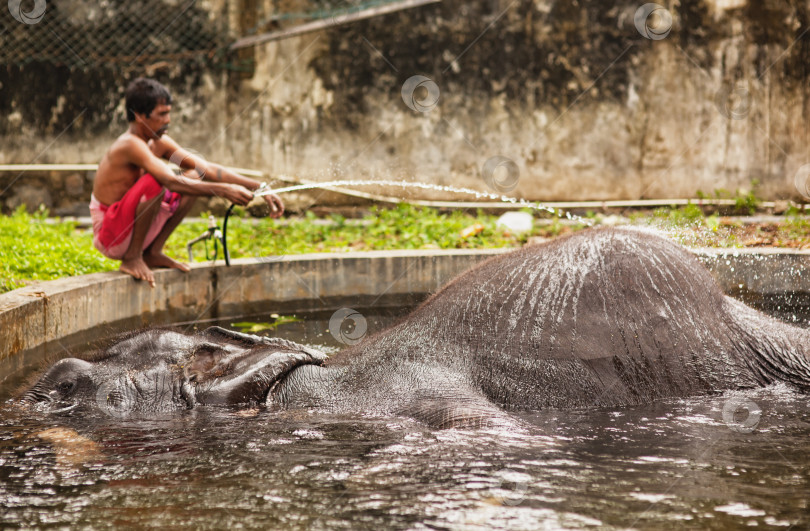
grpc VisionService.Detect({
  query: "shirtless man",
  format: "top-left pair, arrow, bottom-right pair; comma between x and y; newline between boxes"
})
91,78 -> 284,287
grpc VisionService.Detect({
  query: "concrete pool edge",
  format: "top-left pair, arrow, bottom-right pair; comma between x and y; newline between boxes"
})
1,246 -> 809,363
0,249 -> 507,363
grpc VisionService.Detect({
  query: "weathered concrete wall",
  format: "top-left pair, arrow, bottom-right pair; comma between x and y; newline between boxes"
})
298,0 -> 810,200
2,0 -> 810,208
697,248 -> 810,310
1,170 -> 92,216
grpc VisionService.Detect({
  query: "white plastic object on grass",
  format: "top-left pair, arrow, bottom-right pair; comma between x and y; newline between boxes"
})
496,212 -> 534,234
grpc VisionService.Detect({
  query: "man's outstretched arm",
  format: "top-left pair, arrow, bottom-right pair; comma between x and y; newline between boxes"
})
160,138 -> 284,217
126,137 -> 254,206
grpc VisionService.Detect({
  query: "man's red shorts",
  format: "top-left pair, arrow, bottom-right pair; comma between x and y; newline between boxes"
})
89,174 -> 181,260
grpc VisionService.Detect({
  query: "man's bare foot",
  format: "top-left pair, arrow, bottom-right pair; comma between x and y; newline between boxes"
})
144,252 -> 191,272
119,256 -> 156,288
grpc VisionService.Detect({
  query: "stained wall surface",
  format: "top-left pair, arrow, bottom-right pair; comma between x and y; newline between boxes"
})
2,0 -> 810,210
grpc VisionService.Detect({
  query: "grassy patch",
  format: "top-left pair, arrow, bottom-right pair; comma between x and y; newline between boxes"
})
635,199 -> 810,249
696,180 -> 762,215
0,207 -> 118,292
6,200 -> 807,296
0,204 -> 584,294
169,204 -> 572,259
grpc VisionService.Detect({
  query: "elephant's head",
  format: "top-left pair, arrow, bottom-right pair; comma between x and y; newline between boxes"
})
20,327 -> 327,416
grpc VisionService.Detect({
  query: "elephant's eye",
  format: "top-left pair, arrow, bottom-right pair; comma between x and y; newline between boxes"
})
57,381 -> 75,394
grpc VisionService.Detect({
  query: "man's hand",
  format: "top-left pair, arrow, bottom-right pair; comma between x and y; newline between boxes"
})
221,183 -> 255,206
262,192 -> 285,219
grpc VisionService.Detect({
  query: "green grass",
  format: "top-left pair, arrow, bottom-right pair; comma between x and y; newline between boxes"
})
643,202 -> 721,231
0,207 -> 118,292
171,204 -> 546,258
696,179 -> 762,215
0,204 -> 580,294
784,204 -> 810,239
4,199 -> 810,295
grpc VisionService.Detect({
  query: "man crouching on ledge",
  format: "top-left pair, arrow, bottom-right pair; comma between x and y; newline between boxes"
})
91,77 -> 284,287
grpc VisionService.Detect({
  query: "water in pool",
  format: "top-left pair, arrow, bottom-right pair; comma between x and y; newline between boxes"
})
1,307 -> 808,529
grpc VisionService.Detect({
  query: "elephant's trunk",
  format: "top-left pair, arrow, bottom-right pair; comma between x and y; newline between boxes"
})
196,348 -> 328,406
267,364 -> 347,410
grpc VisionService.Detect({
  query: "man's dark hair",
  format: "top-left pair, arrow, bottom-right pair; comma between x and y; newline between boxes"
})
125,78 -> 172,122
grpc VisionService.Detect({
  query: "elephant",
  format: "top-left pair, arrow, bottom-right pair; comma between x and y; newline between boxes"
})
17,228 -> 810,428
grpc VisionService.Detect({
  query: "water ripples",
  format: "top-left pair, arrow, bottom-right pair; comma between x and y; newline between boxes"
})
1,386 -> 808,529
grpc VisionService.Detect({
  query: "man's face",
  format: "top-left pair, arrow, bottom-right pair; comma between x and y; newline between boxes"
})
136,102 -> 171,139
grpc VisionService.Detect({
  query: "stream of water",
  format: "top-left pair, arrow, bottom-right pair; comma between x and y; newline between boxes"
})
258,179 -> 595,226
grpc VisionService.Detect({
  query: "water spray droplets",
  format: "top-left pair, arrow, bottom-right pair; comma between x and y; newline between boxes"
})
258,180 -> 594,226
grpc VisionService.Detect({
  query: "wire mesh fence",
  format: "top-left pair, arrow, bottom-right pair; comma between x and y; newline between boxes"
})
1,0 -> 233,69
1,0 -> 417,69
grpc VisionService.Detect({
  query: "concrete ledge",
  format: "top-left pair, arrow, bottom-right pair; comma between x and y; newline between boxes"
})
0,249 -> 507,365
695,247 -> 810,306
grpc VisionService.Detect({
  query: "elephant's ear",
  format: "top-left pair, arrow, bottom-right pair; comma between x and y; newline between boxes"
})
201,326 -> 327,361
400,395 -> 522,430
